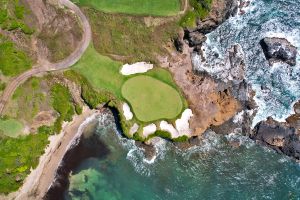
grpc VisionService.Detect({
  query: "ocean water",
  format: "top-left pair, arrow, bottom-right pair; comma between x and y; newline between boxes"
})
192,0 -> 300,126
65,0 -> 300,199
65,113 -> 300,200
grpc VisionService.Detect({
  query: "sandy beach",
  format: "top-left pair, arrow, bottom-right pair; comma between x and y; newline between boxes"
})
0,107 -> 101,200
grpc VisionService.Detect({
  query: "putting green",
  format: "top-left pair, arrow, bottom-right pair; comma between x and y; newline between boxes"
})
121,75 -> 183,122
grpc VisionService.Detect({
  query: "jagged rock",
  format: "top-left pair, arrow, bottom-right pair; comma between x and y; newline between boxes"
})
184,31 -> 207,47
252,117 -> 300,160
174,37 -> 184,53
260,37 -> 297,66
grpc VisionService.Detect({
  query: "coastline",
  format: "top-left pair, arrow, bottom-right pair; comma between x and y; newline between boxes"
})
1,106 -> 101,200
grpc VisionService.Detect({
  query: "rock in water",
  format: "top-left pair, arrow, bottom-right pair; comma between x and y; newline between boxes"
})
251,117 -> 300,160
260,37 -> 297,66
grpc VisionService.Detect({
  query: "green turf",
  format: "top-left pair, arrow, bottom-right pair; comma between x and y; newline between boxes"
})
73,0 -> 181,16
72,46 -> 125,98
0,118 -> 24,138
121,75 -> 183,122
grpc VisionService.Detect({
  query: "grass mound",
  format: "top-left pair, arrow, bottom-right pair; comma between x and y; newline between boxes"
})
121,75 -> 183,122
73,0 -> 181,16
0,118 -> 23,138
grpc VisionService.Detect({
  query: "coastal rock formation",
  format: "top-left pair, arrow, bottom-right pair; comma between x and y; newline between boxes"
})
260,37 -> 297,66
184,0 -> 238,52
251,117 -> 300,160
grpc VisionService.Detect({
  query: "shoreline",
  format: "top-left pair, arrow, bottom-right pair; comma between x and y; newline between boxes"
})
2,107 -> 101,200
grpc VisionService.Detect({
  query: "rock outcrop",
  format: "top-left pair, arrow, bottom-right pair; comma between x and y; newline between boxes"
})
184,0 -> 238,52
251,117 -> 300,160
260,37 -> 297,66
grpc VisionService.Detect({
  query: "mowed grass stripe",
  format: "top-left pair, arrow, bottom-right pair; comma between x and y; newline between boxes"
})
122,75 -> 183,122
73,0 -> 181,16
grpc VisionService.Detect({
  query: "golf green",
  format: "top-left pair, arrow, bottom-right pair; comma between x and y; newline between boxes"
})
121,75 -> 183,122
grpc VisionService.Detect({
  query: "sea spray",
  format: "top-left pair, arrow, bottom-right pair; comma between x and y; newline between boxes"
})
193,0 -> 300,127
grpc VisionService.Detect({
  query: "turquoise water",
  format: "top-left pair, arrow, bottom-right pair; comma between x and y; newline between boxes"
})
66,114 -> 300,200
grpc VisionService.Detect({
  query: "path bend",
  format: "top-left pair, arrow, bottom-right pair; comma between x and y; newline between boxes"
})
0,0 -> 91,115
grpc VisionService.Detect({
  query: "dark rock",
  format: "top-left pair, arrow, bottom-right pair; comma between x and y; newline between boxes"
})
260,37 -> 297,66
184,30 -> 207,47
174,37 -> 184,53
251,117 -> 300,160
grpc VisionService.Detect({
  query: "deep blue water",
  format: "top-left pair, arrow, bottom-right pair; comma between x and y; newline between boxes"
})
66,0 -> 300,199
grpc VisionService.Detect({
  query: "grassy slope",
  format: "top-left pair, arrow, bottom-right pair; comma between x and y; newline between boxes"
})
73,0 -> 181,16
122,75 -> 183,122
85,8 -> 180,63
0,118 -> 23,138
180,0 -> 212,27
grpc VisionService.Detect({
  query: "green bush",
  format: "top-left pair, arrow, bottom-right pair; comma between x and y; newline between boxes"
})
173,135 -> 189,142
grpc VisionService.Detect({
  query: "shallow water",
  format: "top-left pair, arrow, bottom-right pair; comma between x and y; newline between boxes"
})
65,114 -> 300,200
65,0 -> 300,199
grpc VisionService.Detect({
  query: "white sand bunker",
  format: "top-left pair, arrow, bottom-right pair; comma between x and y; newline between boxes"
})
160,109 -> 193,138
129,123 -> 139,136
175,109 -> 193,136
143,124 -> 157,138
120,62 -> 153,76
123,103 -> 133,120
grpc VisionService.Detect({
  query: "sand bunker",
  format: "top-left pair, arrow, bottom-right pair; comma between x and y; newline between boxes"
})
159,109 -> 193,138
129,123 -> 139,136
123,103 -> 133,120
143,124 -> 157,138
120,62 -> 153,76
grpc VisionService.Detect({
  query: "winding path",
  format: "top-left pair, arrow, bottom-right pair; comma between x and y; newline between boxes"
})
0,0 -> 91,115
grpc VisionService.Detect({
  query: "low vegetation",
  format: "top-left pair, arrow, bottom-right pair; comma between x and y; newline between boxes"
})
180,0 -> 212,27
73,0 -> 181,16
0,133 -> 49,194
0,0 -> 33,34
0,36 -> 32,77
122,75 -> 183,122
84,8 -> 180,63
51,83 -> 76,133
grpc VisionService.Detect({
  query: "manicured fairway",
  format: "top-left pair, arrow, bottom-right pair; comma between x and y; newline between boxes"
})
0,118 -> 24,138
73,0 -> 181,16
72,46 -> 125,98
121,75 -> 183,122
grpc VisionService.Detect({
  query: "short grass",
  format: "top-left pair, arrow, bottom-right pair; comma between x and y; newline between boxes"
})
121,75 -> 183,122
72,45 -> 125,99
0,133 -> 49,194
0,118 -> 23,138
0,36 -> 32,77
85,8 -> 180,63
73,0 -> 181,16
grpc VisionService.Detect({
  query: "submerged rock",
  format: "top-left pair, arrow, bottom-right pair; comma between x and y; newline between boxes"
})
260,37 -> 297,66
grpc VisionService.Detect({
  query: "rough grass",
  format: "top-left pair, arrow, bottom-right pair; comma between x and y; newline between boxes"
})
73,0 -> 181,16
0,118 -> 23,138
0,133 -> 49,194
180,0 -> 212,27
0,0 -> 33,34
0,36 -> 32,77
121,75 -> 183,122
84,8 -> 180,63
